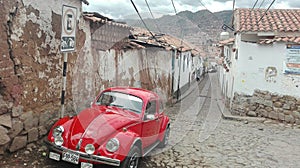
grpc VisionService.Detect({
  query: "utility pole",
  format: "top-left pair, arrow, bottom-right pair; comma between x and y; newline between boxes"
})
176,46 -> 183,101
60,5 -> 77,118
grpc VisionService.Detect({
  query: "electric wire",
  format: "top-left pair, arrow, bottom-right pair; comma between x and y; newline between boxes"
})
144,0 -> 162,33
197,0 -> 230,58
240,0 -> 274,35
198,0 -> 222,21
130,0 -> 159,42
258,0 -> 266,9
170,0 -> 184,46
243,0 -> 260,24
257,0 -> 276,23
171,0 -> 177,15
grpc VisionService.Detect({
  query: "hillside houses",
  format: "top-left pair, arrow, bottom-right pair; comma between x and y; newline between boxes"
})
219,8 -> 300,123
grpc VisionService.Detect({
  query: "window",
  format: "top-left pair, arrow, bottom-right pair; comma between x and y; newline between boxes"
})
96,91 -> 143,114
159,100 -> 164,113
146,100 -> 157,115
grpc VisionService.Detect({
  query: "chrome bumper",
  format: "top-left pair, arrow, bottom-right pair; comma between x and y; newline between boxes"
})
44,140 -> 121,167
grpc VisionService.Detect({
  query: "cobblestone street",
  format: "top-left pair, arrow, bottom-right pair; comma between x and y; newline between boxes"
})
140,73 -> 300,168
1,73 -> 300,168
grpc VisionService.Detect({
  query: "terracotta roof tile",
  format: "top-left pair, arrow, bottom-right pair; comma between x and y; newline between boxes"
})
235,8 -> 300,33
259,36 -> 300,44
218,38 -> 235,46
83,12 -> 131,28
131,27 -> 195,52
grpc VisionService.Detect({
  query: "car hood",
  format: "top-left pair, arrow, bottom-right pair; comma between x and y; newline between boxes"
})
67,107 -> 139,150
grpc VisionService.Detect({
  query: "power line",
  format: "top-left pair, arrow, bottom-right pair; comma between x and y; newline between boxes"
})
144,0 -> 162,33
252,0 -> 259,9
170,0 -> 185,45
258,0 -> 266,9
170,0 -> 177,14
130,0 -> 158,41
257,0 -> 276,23
243,0 -> 259,23
198,0 -> 221,21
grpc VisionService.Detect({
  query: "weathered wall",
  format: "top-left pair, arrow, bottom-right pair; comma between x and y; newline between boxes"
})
234,39 -> 299,98
232,90 -> 300,124
72,46 -> 174,112
0,0 -> 86,154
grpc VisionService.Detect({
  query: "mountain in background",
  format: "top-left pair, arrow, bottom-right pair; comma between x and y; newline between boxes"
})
123,10 -> 233,57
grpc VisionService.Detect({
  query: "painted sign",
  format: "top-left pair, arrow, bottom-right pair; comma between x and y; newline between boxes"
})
265,66 -> 277,83
61,5 -> 77,52
284,44 -> 300,74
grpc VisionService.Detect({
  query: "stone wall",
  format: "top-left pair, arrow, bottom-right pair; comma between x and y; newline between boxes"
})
0,0 -> 86,155
231,89 -> 300,124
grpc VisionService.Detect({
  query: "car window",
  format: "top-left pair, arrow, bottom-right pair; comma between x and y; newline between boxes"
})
146,100 -> 157,115
159,100 -> 164,113
96,91 -> 143,114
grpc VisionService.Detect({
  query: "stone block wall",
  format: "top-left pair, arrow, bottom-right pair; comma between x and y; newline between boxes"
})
231,89 -> 300,124
0,0 -> 86,155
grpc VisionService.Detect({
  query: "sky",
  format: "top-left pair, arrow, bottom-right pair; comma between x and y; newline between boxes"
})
83,0 -> 300,20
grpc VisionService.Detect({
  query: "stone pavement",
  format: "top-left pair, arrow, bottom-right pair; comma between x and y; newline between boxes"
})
140,73 -> 300,168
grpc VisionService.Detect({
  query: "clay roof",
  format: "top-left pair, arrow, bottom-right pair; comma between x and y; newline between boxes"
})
83,12 -> 131,28
235,8 -> 300,33
218,38 -> 235,46
131,27 -> 195,52
259,36 -> 300,44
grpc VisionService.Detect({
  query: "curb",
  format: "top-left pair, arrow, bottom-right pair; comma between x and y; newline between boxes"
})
216,100 -> 266,123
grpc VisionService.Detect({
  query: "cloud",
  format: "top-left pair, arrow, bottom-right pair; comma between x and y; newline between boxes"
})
83,0 -> 299,20
286,0 -> 300,8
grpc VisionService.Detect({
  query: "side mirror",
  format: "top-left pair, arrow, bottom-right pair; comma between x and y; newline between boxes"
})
145,114 -> 155,120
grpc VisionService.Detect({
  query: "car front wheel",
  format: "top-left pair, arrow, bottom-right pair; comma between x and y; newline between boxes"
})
120,146 -> 141,168
159,126 -> 170,148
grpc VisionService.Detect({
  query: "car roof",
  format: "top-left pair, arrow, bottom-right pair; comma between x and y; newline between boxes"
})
102,87 -> 159,101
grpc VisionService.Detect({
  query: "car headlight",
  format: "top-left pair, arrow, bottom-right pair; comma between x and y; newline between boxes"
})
54,136 -> 64,146
85,144 -> 95,154
52,126 -> 64,138
106,138 -> 119,153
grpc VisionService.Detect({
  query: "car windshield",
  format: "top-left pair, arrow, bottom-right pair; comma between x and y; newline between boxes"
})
96,91 -> 143,114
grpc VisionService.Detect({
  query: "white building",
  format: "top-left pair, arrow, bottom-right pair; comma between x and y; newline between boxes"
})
219,8 -> 300,117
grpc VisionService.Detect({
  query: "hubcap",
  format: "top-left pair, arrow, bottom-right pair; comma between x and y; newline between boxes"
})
164,129 -> 170,145
129,152 -> 139,168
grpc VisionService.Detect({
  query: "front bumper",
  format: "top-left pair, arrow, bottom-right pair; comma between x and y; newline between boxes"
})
44,139 -> 121,167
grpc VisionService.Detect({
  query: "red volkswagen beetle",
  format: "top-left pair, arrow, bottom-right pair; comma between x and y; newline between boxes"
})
45,87 -> 170,168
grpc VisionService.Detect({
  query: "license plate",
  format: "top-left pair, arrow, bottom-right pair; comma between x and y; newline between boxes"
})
49,152 -> 60,161
81,162 -> 93,168
62,151 -> 79,164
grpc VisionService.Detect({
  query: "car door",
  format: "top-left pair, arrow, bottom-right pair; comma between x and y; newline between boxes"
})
141,99 -> 160,148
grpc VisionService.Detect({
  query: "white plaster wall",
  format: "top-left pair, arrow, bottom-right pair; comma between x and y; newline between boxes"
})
233,40 -> 300,98
173,51 -> 192,92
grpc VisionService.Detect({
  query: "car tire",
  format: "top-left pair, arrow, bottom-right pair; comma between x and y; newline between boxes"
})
120,146 -> 141,168
158,126 -> 170,148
